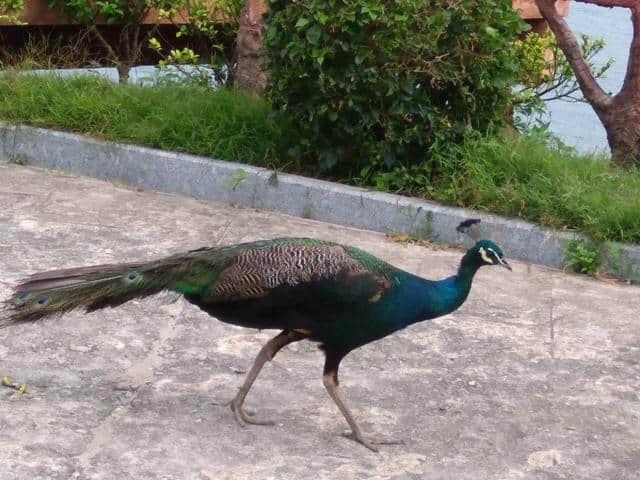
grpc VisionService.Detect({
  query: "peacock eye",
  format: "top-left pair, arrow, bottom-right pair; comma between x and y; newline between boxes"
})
478,247 -> 493,264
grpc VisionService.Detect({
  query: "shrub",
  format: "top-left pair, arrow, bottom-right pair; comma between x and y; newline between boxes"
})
563,241 -> 600,275
263,0 -> 527,173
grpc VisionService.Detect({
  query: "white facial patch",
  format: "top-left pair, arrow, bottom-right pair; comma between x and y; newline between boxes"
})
478,247 -> 493,264
487,247 -> 505,265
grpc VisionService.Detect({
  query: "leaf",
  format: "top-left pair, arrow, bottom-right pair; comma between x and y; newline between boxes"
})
224,169 -> 247,190
485,26 -> 498,37
306,25 -> 322,45
314,11 -> 328,25
295,17 -> 309,28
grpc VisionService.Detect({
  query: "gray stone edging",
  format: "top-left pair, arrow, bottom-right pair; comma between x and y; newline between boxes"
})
1,122 -> 639,282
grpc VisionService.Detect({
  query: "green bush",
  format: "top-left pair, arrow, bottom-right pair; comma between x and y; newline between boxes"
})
263,0 -> 527,173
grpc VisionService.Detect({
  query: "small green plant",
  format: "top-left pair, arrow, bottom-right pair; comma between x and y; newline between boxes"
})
224,168 -> 247,190
302,200 -> 315,219
413,215 -> 434,242
7,154 -> 30,166
267,172 -> 278,186
563,240 -> 600,275
148,0 -> 242,87
602,241 -> 623,275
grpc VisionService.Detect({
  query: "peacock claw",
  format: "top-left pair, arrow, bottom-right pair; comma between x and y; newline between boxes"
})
230,398 -> 275,426
343,431 -> 404,452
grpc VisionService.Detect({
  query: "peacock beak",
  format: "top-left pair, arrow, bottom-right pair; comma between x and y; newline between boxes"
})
500,259 -> 512,271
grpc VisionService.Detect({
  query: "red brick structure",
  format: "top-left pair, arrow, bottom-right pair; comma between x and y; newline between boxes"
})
513,0 -> 570,33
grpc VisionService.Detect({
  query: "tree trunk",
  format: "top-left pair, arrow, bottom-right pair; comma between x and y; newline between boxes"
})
234,0 -> 267,94
116,63 -> 131,84
535,0 -> 640,167
600,94 -> 640,167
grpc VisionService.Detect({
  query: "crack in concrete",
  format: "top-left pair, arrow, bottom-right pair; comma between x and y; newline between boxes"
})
125,307 -> 181,387
549,304 -> 555,359
75,405 -> 120,472
549,277 -> 556,359
73,300 -> 185,474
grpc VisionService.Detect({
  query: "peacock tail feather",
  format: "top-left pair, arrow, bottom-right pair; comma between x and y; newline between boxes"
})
1,238 -> 394,327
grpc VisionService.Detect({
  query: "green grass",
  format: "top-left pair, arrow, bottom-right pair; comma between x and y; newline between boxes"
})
1,71 -> 639,244
432,134 -> 640,244
0,71 -> 292,168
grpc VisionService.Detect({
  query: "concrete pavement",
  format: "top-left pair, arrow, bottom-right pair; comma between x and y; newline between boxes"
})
0,164 -> 638,479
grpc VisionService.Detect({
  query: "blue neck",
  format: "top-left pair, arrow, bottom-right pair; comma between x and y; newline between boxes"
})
453,252 -> 481,298
401,253 -> 481,327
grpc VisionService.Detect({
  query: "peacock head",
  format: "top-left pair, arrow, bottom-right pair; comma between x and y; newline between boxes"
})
467,240 -> 511,271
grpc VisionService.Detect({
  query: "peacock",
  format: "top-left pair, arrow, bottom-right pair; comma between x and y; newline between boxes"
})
1,219 -> 511,451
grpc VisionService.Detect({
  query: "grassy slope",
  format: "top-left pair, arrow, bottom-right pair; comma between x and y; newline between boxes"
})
1,72 -> 639,244
0,72 -> 290,167
434,135 -> 640,244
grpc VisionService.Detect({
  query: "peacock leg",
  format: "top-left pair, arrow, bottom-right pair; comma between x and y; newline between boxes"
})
322,355 -> 402,452
230,329 -> 308,426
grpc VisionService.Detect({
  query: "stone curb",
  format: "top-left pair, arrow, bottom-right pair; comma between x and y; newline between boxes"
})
1,122 -> 639,282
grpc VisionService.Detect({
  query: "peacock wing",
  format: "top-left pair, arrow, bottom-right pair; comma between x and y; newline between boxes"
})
196,239 -> 393,305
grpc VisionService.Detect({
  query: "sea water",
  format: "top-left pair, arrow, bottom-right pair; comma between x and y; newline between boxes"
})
544,2 -> 632,154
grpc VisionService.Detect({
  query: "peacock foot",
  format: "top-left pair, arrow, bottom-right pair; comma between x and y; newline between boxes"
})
343,431 -> 405,452
1,376 -> 27,394
229,398 -> 275,427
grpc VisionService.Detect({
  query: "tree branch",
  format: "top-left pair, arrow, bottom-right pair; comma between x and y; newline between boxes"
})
573,0 -> 637,7
132,24 -> 142,60
572,0 -> 640,98
89,24 -> 118,65
534,0 -> 613,111
619,2 -> 640,95
543,86 -> 584,101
